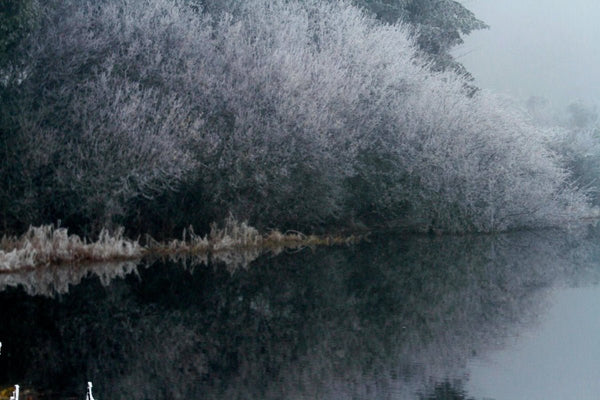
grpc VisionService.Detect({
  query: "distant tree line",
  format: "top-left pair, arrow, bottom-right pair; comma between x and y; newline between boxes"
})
526,97 -> 600,207
0,0 -> 592,238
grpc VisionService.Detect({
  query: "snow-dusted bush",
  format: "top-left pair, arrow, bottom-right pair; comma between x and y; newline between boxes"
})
188,0 -> 587,231
0,0 -> 202,232
526,100 -> 600,207
0,0 -> 589,234
548,127 -> 600,206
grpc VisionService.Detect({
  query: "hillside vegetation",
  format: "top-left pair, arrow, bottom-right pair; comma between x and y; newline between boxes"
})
0,0 -> 592,238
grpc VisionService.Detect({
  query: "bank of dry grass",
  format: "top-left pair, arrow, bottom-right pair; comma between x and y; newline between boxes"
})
149,217 -> 361,256
0,225 -> 142,272
0,219 -> 362,272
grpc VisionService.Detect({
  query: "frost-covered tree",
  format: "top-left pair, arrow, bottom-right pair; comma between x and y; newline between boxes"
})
0,0 -> 38,64
198,0 -> 487,75
566,101 -> 598,130
525,98 -> 600,207
543,102 -> 600,207
0,0 -> 200,233
353,0 -> 488,73
0,0 -> 39,89
0,0 -> 589,235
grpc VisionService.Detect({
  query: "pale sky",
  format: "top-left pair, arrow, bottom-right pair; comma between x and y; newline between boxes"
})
455,0 -> 600,108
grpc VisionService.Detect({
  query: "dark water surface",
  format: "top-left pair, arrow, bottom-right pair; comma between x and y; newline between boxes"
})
2,226 -> 600,399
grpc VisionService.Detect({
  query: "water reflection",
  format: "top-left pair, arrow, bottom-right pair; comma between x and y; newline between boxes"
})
0,261 -> 140,296
1,225 -> 600,399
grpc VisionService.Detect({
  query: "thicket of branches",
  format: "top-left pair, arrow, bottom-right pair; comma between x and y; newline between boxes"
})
526,98 -> 600,207
199,0 -> 488,75
0,0 -> 590,237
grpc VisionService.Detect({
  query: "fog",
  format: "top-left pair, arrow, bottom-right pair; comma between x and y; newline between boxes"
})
456,0 -> 600,108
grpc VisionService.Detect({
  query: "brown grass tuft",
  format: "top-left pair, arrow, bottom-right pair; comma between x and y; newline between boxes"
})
0,225 -> 142,272
1,218 -> 363,273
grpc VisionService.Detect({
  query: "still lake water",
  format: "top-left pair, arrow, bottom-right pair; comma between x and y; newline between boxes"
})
1,225 -> 600,399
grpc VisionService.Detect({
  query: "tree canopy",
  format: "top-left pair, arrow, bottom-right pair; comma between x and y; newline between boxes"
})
0,0 -> 590,237
198,0 -> 487,74
0,0 -> 38,66
355,0 -> 488,73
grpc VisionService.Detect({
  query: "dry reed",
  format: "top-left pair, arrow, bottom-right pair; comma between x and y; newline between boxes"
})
1,218 -> 363,273
0,226 -> 142,272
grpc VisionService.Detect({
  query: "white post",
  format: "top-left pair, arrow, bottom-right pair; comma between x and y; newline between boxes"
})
86,381 -> 95,400
9,384 -> 19,400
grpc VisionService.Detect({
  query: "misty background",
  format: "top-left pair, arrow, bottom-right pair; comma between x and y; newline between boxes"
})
456,0 -> 600,108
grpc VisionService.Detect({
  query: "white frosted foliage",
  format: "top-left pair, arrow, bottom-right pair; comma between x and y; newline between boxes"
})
0,0 -> 590,234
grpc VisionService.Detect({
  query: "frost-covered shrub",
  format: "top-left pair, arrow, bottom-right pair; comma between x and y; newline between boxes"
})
0,0 -> 589,235
0,0 -> 202,233
204,0 -> 586,231
527,100 -> 600,207
549,127 -> 600,206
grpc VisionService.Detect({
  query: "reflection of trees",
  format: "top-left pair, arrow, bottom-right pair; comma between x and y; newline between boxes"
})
419,381 -> 474,400
1,226 -> 600,399
0,261 -> 139,296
